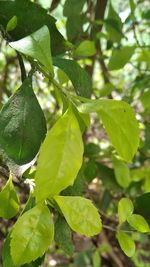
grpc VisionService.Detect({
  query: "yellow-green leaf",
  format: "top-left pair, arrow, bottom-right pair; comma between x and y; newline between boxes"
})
116,231 -> 135,257
127,214 -> 150,233
54,196 -> 102,237
118,198 -> 134,224
0,175 -> 19,219
79,99 -> 139,162
11,204 -> 54,265
35,108 -> 83,202
113,157 -> 130,188
74,40 -> 96,57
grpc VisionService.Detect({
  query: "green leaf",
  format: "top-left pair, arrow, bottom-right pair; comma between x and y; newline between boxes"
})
35,108 -> 83,202
118,198 -> 134,224
113,157 -> 130,188
105,2 -> 123,43
53,57 -> 92,98
140,90 -> 150,110
54,215 -> 74,256
11,204 -> 54,266
74,40 -> 96,57
92,250 -> 101,267
61,168 -> 84,196
116,231 -> 135,257
84,160 -> 98,183
79,99 -> 139,162
54,196 -> 102,237
0,175 -> 19,219
97,162 -> 122,192
63,0 -> 86,17
10,25 -> 54,75
0,0 -> 66,56
135,193 -> 150,223
0,78 -> 47,165
6,15 -> 17,32
2,232 -> 14,267
127,214 -> 150,233
108,46 -> 135,70
66,15 -> 85,41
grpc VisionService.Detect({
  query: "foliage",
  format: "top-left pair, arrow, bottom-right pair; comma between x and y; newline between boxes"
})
0,0 -> 150,266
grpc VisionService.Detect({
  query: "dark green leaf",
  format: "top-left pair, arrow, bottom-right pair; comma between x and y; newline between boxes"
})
61,168 -> 84,196
135,193 -> 150,223
2,232 -> 14,267
105,2 -> 123,43
0,0 -> 67,55
66,15 -> 85,41
63,0 -> 86,17
97,162 -> 122,192
53,57 -> 92,98
54,215 -> 74,256
0,78 -> 47,165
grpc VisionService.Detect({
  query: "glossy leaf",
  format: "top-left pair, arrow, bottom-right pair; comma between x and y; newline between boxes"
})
79,99 -> 139,162
35,108 -> 83,202
54,196 -> 102,237
11,204 -> 54,265
113,157 -> 130,188
54,215 -> 74,256
0,78 -> 47,165
74,40 -> 96,57
116,231 -> 135,257
53,57 -> 92,98
118,198 -> 134,224
0,0 -> 66,55
108,46 -> 135,70
10,25 -> 54,75
127,214 -> 150,233
0,175 -> 19,219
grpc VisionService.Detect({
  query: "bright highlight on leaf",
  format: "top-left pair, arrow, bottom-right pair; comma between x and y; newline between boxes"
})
78,99 -> 139,162
10,204 -> 54,266
0,174 -> 19,219
0,78 -> 47,165
10,25 -> 54,75
118,198 -> 134,224
127,214 -> 150,233
54,196 -> 102,237
116,231 -> 135,257
35,108 -> 83,202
